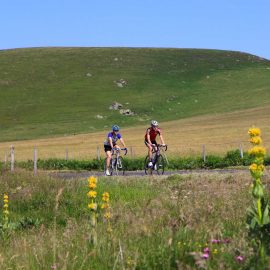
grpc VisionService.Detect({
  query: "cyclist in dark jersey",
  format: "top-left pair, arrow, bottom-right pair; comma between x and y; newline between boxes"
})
104,125 -> 127,176
144,120 -> 166,167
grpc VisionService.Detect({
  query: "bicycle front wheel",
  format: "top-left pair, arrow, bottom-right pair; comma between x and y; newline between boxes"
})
156,155 -> 165,175
117,156 -> 125,175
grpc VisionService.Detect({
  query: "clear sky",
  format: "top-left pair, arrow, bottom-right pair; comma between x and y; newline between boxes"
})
1,0 -> 269,59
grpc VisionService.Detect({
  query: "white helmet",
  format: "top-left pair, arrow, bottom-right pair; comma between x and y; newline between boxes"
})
151,120 -> 158,127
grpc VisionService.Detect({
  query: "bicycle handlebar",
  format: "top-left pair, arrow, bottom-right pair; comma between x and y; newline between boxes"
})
151,144 -> 168,152
112,147 -> 128,155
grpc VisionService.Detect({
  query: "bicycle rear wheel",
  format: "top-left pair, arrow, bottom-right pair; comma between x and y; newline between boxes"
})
156,155 -> 165,175
144,156 -> 153,175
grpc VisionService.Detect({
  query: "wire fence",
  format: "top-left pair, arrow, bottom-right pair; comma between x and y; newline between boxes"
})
2,139 -> 269,173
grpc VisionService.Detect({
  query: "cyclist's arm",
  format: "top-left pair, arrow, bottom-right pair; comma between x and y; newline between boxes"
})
159,134 -> 165,145
119,138 -> 127,148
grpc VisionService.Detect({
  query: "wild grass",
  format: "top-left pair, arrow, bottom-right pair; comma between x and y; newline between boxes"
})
0,169 -> 269,269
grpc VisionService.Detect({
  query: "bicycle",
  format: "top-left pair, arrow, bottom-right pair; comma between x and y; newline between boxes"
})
144,144 -> 167,175
104,148 -> 128,176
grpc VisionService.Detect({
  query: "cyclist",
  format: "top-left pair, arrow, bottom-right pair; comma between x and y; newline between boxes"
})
144,120 -> 166,167
104,125 -> 127,176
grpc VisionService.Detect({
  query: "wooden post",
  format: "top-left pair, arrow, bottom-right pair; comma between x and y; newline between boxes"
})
239,143 -> 243,158
130,146 -> 133,157
10,145 -> 15,172
202,145 -> 206,162
34,146 -> 37,175
65,147 -> 69,160
4,152 -> 7,167
96,146 -> 100,160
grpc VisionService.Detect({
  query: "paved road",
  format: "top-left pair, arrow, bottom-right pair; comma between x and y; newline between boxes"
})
50,168 -> 250,180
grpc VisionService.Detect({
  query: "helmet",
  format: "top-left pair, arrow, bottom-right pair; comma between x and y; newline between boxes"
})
112,124 -> 120,131
151,120 -> 158,127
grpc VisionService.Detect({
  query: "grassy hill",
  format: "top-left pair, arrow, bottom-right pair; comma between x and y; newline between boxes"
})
0,47 -> 270,142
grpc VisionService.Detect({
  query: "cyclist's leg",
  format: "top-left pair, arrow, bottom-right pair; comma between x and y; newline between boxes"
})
145,141 -> 153,160
114,144 -> 120,150
104,145 -> 112,175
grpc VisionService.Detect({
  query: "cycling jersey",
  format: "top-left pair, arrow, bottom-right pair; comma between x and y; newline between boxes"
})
104,132 -> 122,146
144,127 -> 161,142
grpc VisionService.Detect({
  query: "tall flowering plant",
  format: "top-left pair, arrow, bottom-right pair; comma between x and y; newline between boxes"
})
247,127 -> 270,261
101,192 -> 112,234
3,194 -> 9,229
87,176 -> 98,245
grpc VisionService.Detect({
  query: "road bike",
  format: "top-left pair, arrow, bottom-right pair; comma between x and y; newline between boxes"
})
144,144 -> 167,175
104,148 -> 127,176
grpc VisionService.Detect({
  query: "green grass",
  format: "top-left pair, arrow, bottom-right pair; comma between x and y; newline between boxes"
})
0,170 -> 270,269
0,47 -> 270,141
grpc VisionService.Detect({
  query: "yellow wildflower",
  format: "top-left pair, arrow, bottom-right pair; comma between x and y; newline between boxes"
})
104,212 -> 111,219
102,192 -> 110,202
258,164 -> 265,171
88,203 -> 97,210
213,249 -> 218,254
248,146 -> 266,157
3,204 -> 8,208
87,190 -> 97,198
250,136 -> 262,145
88,182 -> 97,189
3,210 -> 9,215
88,176 -> 97,185
249,163 -> 258,172
3,194 -> 8,200
3,199 -> 8,204
248,127 -> 261,137
101,203 -> 109,209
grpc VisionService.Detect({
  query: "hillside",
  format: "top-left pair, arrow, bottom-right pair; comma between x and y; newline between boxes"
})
0,47 -> 270,141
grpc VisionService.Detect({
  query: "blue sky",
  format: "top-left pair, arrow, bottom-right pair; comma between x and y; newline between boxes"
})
1,0 -> 269,59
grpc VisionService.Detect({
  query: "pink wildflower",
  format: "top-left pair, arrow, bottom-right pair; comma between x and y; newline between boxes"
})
211,239 -> 221,244
236,255 -> 244,262
202,253 -> 209,259
203,247 -> 210,253
223,238 -> 231,244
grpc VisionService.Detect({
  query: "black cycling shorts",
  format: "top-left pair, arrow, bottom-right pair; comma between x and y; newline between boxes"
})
144,140 -> 157,146
104,145 -> 112,152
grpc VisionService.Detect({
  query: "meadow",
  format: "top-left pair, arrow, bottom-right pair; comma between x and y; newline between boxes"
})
0,47 -> 270,142
1,169 -> 269,269
0,105 -> 269,161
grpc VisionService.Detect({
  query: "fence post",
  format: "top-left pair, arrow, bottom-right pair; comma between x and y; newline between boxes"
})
65,147 -> 69,160
96,146 -> 100,160
34,146 -> 37,175
202,145 -> 206,162
130,146 -> 133,157
4,152 -> 7,167
10,145 -> 15,172
239,143 -> 244,158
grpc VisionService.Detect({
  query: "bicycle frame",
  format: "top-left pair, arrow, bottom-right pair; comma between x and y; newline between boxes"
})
110,148 -> 127,175
151,145 -> 167,165
144,144 -> 167,175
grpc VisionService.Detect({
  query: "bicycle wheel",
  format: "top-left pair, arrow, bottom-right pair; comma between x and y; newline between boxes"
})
144,156 -> 153,175
156,155 -> 165,175
110,158 -> 117,176
117,156 -> 125,175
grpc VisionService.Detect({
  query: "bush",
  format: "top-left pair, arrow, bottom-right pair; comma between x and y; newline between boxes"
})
224,150 -> 243,166
13,151 -> 270,171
